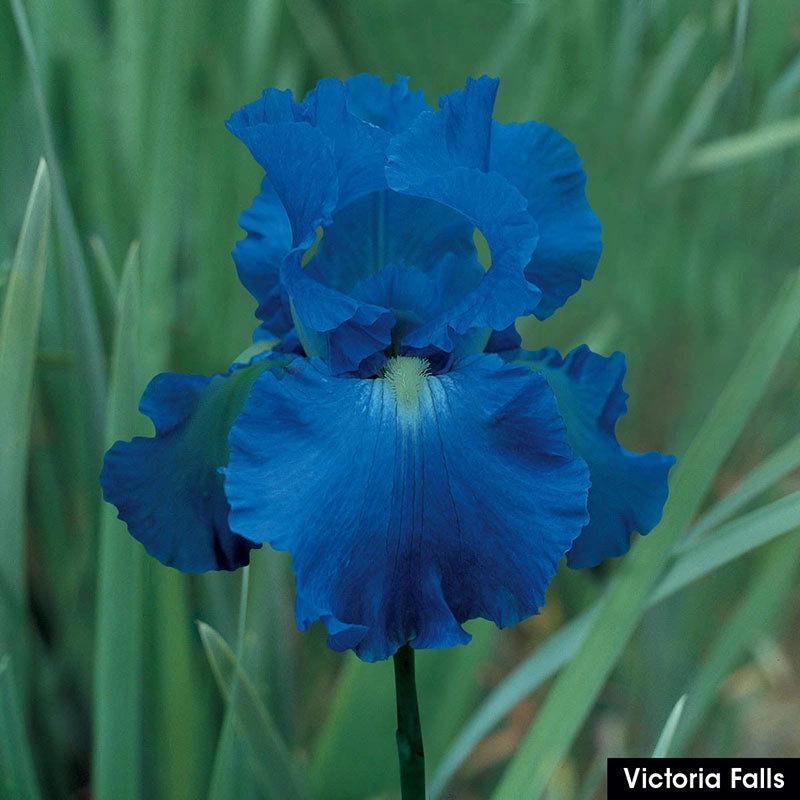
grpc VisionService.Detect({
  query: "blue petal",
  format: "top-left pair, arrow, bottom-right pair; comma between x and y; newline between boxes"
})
349,255 -> 484,349
485,324 -> 521,354
285,273 -> 395,377
294,190 -> 486,371
490,121 -> 602,319
386,76 -> 500,180
298,78 -> 391,205
224,354 -> 590,661
100,355 -> 285,572
386,79 -> 542,349
226,104 -> 338,252
344,74 -> 430,133
517,346 -> 675,567
232,176 -> 294,336
306,190 -> 477,292
394,170 -> 541,350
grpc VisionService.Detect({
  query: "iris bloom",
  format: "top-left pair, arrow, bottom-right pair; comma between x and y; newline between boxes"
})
101,76 -> 674,662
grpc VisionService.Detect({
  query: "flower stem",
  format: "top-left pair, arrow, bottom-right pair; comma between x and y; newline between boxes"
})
393,643 -> 426,799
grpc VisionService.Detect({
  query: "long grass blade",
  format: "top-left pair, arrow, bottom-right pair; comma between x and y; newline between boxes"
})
0,656 -> 43,800
0,159 -> 50,702
633,15 -> 705,136
430,485 -> 800,796
8,0 -> 107,446
669,531 -> 800,755
433,416 -> 800,795
685,118 -> 800,175
652,491 -> 800,604
651,695 -> 688,758
680,432 -> 800,545
198,620 -> 312,800
91,244 -> 146,799
488,267 -> 800,800
653,62 -> 734,182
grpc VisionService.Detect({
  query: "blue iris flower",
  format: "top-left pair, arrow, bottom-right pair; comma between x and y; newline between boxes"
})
101,75 -> 674,662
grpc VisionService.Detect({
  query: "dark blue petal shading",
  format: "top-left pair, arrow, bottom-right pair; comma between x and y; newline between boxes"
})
386,168 -> 541,352
287,282 -> 395,378
100,355 -> 284,572
224,354 -> 590,661
490,121 -> 602,319
485,323 -> 521,354
306,191 -> 477,293
516,346 -> 674,567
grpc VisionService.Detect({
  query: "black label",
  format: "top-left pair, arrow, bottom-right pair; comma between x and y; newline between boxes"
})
608,759 -> 799,798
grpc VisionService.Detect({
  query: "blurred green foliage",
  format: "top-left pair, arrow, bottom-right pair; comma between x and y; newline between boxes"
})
1,1 -> 799,798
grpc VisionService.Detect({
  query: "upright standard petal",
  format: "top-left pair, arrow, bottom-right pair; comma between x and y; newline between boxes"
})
225,354 -> 590,661
386,78 -> 542,352
490,121 -> 602,319
344,74 -> 430,133
232,176 -> 294,336
516,346 -> 675,568
100,355 -> 284,572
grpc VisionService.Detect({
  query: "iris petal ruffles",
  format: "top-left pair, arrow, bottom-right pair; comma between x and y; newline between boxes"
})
489,121 -> 602,319
100,357 -> 282,572
224,355 -> 591,662
228,75 -> 600,377
101,75 -> 674,664
514,346 -> 675,568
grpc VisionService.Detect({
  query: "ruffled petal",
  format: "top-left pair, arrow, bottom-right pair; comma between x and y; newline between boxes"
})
298,78 -> 391,205
224,354 -> 590,661
292,190 -> 486,372
232,176 -> 294,336
344,74 -> 430,133
387,168 -> 541,349
490,121 -> 602,319
306,190 -> 477,293
385,76 -> 499,180
516,346 -> 675,567
287,282 -> 395,378
386,78 -> 542,351
100,354 -> 285,572
226,107 -> 338,252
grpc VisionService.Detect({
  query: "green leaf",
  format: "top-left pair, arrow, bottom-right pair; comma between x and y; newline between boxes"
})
198,620 -> 312,800
668,531 -> 800,755
309,656 -> 397,800
680,432 -> 800,544
652,491 -> 800,604
685,118 -> 800,175
9,0 -> 107,448
91,243 -> 146,799
0,159 -> 50,702
651,694 -> 687,758
208,553 -> 297,800
431,481 -> 800,796
0,656 -> 43,800
633,15 -> 706,137
489,267 -> 800,800
653,61 -> 734,182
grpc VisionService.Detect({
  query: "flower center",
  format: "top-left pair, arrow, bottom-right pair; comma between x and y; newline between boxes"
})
382,356 -> 430,411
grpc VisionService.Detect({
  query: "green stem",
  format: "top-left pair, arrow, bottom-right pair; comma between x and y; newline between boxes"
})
393,644 -> 426,799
